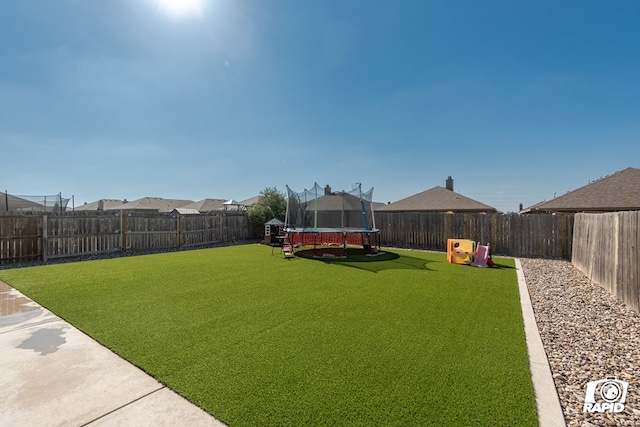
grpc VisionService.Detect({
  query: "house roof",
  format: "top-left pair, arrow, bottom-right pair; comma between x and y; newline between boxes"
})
522,167 -> 640,213
180,198 -> 227,212
296,193 -> 385,212
240,195 -> 261,207
314,193 -> 365,211
123,197 -> 193,212
371,201 -> 387,211
377,186 -> 498,213
4,194 -> 48,211
77,197 -> 194,212
75,199 -> 126,211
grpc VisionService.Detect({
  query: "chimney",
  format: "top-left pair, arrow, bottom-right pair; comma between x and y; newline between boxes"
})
98,199 -> 104,211
446,176 -> 454,192
324,185 -> 332,195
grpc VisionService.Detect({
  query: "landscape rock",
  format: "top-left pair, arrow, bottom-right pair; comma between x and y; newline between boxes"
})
521,258 -> 640,427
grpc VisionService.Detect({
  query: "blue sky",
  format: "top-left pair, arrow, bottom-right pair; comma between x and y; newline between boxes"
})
2,0 -> 639,213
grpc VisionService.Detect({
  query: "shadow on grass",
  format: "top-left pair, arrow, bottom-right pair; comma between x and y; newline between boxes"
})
486,261 -> 515,269
309,249 -> 437,273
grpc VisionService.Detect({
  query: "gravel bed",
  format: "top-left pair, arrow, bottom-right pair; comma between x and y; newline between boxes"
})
520,258 -> 640,427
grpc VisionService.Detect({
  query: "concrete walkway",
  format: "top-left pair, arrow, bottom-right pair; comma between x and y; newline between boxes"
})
0,281 -> 226,427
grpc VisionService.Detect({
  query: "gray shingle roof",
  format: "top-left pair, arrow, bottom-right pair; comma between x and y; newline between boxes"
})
524,167 -> 640,213
240,195 -> 261,207
314,193 -> 365,211
75,199 -> 126,211
118,197 -> 193,212
180,198 -> 227,212
377,186 -> 497,213
4,194 -> 51,211
77,197 -> 194,212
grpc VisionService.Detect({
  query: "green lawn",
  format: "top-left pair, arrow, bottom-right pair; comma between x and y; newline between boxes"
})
0,245 -> 538,426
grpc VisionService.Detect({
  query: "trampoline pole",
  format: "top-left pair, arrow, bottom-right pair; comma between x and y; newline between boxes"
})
284,188 -> 290,229
360,199 -> 369,230
314,185 -> 318,229
370,194 -> 376,231
341,193 -> 344,228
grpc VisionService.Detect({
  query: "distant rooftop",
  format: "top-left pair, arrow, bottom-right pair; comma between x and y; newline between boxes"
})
521,167 -> 640,213
378,177 -> 497,213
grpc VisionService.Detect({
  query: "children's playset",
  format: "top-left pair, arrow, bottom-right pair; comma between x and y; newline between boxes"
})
447,239 -> 494,267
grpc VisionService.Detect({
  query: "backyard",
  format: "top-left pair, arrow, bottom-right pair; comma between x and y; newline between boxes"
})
0,244 -> 538,426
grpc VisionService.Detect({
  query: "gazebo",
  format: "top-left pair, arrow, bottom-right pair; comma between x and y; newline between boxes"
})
222,199 -> 242,211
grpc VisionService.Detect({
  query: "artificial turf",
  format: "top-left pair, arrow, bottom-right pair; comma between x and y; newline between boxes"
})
0,245 -> 538,426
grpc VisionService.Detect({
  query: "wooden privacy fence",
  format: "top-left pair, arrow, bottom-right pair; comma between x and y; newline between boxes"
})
2,211 -> 573,264
572,211 -> 640,313
376,212 -> 573,259
1,211 -> 251,264
0,214 -> 42,263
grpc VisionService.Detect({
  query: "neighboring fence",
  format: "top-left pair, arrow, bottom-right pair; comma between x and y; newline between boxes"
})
572,211 -> 640,313
1,211 -> 574,264
1,211 -> 252,264
376,212 -> 573,259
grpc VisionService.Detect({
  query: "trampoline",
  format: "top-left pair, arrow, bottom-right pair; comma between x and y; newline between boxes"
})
283,183 -> 380,258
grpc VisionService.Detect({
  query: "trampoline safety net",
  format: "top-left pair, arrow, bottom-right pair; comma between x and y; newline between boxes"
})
284,182 -> 376,230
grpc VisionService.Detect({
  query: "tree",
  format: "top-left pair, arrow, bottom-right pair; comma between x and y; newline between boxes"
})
247,186 -> 287,227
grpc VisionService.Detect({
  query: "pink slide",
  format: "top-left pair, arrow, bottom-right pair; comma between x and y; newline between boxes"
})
471,243 -> 490,267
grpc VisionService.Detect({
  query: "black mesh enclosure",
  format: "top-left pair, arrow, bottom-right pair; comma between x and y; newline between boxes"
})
284,183 -> 377,231
3,192 -> 71,212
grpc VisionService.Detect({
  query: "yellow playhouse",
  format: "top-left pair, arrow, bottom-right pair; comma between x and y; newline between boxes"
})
447,239 -> 476,265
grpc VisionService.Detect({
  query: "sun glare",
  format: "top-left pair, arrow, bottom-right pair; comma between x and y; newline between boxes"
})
157,0 -> 204,17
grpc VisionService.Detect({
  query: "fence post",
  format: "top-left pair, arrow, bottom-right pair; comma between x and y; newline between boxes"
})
120,210 -> 127,249
561,215 -> 568,259
177,213 -> 182,247
42,214 -> 48,262
614,213 -> 620,292
491,213 -> 498,252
